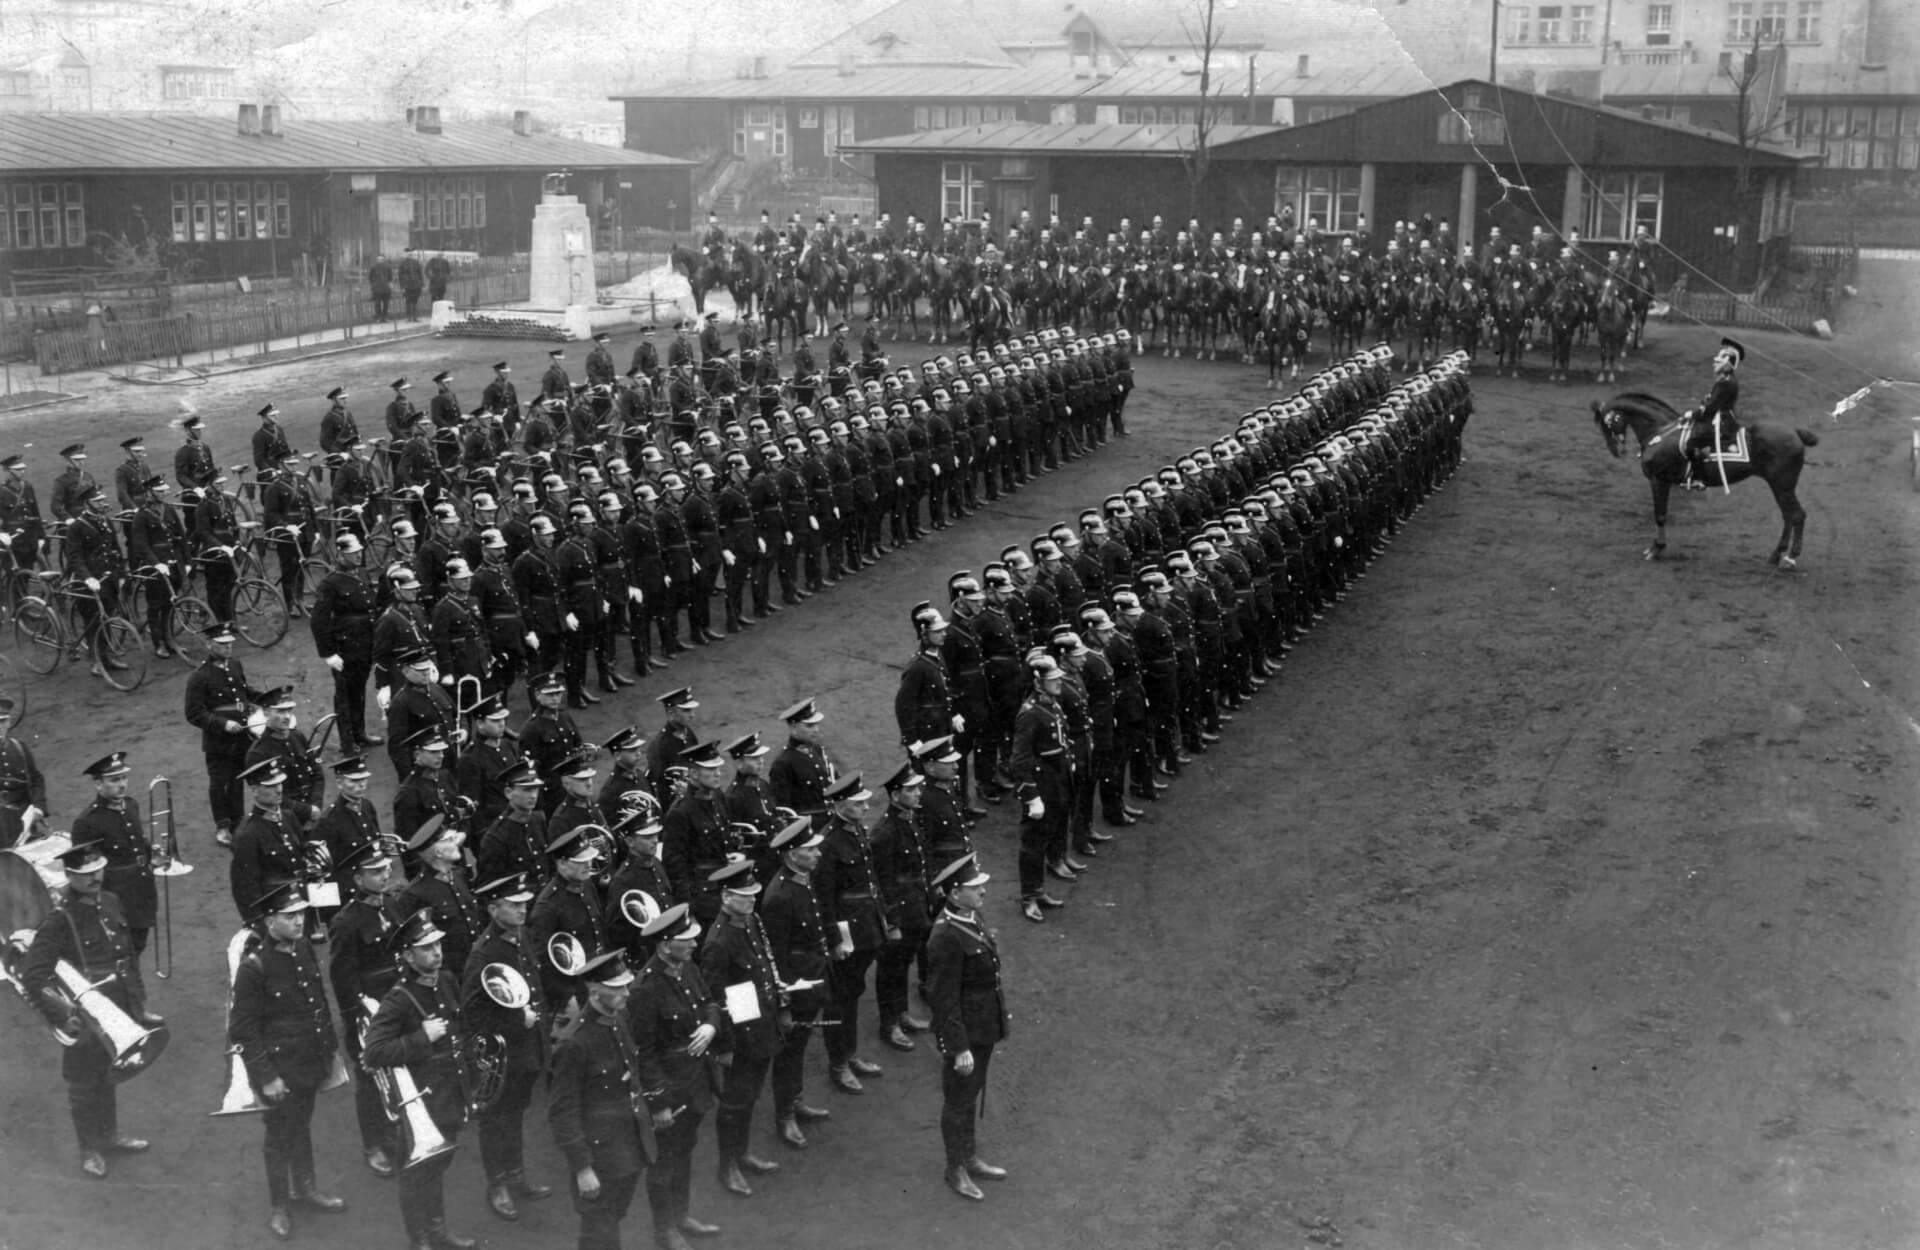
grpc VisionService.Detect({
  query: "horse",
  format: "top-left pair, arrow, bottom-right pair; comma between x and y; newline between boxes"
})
885,249 -> 926,342
727,241 -> 763,323
966,277 -> 1014,357
1620,255 -> 1656,350
799,245 -> 852,338
1324,271 -> 1368,359
671,244 -> 727,316
761,267 -> 808,356
1591,278 -> 1631,384
1488,277 -> 1529,377
1119,263 -> 1163,350
1446,274 -> 1485,366
922,251 -> 962,345
1401,273 -> 1445,373
1592,390 -> 1818,567
1260,284 -> 1312,387
1368,274 -> 1404,345
1077,265 -> 1118,334
1542,283 -> 1584,383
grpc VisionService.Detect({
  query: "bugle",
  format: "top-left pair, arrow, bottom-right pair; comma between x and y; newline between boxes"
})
147,776 -> 190,983
357,995 -> 456,1170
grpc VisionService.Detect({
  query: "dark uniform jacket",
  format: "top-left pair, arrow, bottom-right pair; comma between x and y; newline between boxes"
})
0,734 -> 47,815
925,905 -> 1009,1058
894,647 -> 953,748
70,794 -> 154,930
230,805 -> 305,918
400,867 -> 484,978
393,767 -> 459,848
456,737 -> 519,832
628,954 -> 721,1117
698,912 -> 787,1059
661,788 -> 733,919
22,888 -> 146,1032
476,807 -> 548,888
460,920 -> 549,1074
328,888 -> 400,1039
921,781 -> 974,865
362,969 -> 468,1132
230,931 -> 340,1091
767,739 -> 831,817
548,1007 -> 655,1178
870,803 -> 933,936
815,815 -> 888,951
245,729 -> 324,822
759,868 -> 829,1016
605,852 -> 674,963
527,874 -> 608,1006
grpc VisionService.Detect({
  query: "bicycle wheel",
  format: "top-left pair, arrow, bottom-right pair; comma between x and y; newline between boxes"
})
168,595 -> 217,665
12,596 -> 65,674
0,652 -> 25,725
232,578 -> 289,648
299,556 -> 332,611
364,528 -> 395,569
95,617 -> 148,692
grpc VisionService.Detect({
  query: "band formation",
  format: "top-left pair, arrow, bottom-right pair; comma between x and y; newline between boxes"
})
0,315 -> 1472,1250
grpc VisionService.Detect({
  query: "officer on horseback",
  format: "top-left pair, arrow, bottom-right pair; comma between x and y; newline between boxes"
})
1682,337 -> 1745,490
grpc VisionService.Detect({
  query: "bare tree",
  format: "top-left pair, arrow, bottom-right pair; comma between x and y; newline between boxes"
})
1177,0 -> 1230,223
1721,30 -> 1789,199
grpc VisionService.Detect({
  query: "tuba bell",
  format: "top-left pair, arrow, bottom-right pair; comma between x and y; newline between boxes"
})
480,962 -> 530,1009
212,928 -> 265,1115
358,995 -> 456,1170
547,932 -> 587,977
619,889 -> 660,930
46,959 -> 169,1081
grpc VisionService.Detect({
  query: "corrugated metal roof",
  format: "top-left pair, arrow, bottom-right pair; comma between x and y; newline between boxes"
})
851,121 -> 1282,155
1601,60 -> 1920,100
786,0 -> 1015,70
0,113 -> 695,174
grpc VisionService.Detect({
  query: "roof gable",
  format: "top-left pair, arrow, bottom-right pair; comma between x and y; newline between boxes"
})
788,0 -> 1015,70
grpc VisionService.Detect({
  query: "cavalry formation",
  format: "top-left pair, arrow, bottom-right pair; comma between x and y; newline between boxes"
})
672,211 -> 1662,387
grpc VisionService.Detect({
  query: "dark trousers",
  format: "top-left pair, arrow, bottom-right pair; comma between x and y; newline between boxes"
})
689,564 -> 717,633
1018,811 -> 1050,899
939,1042 -> 993,1169
262,1080 -> 321,1206
478,1066 -> 538,1183
874,930 -> 928,1028
206,559 -> 236,621
713,1046 -> 773,1163
397,1127 -> 459,1237
646,1109 -> 702,1232
335,657 -> 372,746
723,560 -> 748,629
372,291 -> 391,319
142,567 -> 178,646
770,1015 -> 815,1119
206,743 -> 248,833
749,548 -> 774,615
562,625 -> 590,696
825,947 -> 878,1067
573,1169 -> 640,1250
63,1039 -> 118,1150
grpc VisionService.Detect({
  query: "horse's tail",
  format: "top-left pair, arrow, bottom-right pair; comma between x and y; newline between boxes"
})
1795,428 -> 1820,448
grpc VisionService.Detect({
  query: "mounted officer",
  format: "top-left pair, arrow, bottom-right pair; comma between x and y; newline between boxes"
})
1682,337 -> 1745,490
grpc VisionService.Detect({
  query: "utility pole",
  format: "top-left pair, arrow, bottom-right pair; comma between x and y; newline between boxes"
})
1489,0 -> 1500,84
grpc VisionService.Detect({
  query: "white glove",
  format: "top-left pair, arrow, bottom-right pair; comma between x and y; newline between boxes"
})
564,612 -> 580,632
376,687 -> 391,711
524,630 -> 540,650
808,517 -> 819,531
784,532 -> 794,545
1065,406 -> 1073,416
324,654 -> 345,672
155,561 -> 170,577
987,438 -> 997,449
951,713 -> 965,733
690,560 -> 701,575
894,477 -> 904,489
664,575 -> 672,587
628,587 -> 642,604
722,550 -> 736,567
931,463 -> 942,478
756,537 -> 766,554
1333,536 -> 1344,549
439,673 -> 455,686
602,600 -> 611,614
832,508 -> 841,520
1024,796 -> 1044,819
85,577 -> 101,592
21,804 -> 43,832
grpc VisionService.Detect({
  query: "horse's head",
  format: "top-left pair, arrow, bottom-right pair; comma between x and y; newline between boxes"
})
1592,400 -> 1629,458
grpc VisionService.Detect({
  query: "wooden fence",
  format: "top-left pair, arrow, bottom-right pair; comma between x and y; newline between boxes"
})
1666,243 -> 1856,335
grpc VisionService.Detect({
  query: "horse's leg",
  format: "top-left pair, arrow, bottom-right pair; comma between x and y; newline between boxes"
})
1646,478 -> 1671,560
1766,475 -> 1807,568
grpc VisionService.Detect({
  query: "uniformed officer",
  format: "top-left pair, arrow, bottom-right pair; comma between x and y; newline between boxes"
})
112,435 -> 151,512
72,752 -> 152,963
319,385 -> 359,454
244,686 -> 324,832
1009,653 -> 1070,923
50,441 -> 96,522
755,822 -> 831,1149
661,740 -> 734,927
230,757 -> 306,920
127,474 -> 187,658
431,557 -> 490,693
462,872 -> 554,1221
924,854 -> 1009,1201
645,688 -> 699,800
549,748 -> 607,846
630,904 -> 723,1250
699,858 -> 787,1196
597,727 -> 653,815
0,694 -> 46,844
0,451 -> 46,570
455,696 -> 518,831
870,761 -> 934,1052
361,909 -> 477,1250
528,823 -> 610,1008
912,736 -> 975,866
326,841 -> 402,1177
387,650 -> 461,784
548,950 -> 654,1250
400,816 -> 484,994
20,840 -> 164,1178
252,403 -> 293,473
815,773 -> 886,1093
604,807 -> 673,965
767,698 -> 833,819
895,600 -> 958,751
229,881 -> 348,1240
474,760 -> 548,888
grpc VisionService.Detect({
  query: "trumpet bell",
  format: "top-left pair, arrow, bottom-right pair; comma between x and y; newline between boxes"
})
153,858 -> 194,878
480,962 -> 531,1009
52,960 -> 169,1082
547,932 -> 588,977
320,1048 -> 352,1093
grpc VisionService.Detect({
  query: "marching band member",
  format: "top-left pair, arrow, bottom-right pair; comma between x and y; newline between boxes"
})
631,903 -> 723,1250
327,841 -> 403,1177
229,881 -> 347,1239
548,950 -> 653,1250
362,909 -> 476,1250
460,872 -> 553,1221
70,752 -> 154,956
20,840 -> 164,1179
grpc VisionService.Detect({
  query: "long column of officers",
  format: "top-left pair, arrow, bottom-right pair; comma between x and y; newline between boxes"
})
895,345 -> 1473,920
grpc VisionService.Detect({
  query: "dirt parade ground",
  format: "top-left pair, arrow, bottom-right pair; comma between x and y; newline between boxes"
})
1,264 -> 1918,1250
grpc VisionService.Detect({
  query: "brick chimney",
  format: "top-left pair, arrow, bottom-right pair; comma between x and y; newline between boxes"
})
513,109 -> 532,136
261,104 -> 282,136
414,105 -> 442,134
237,102 -> 260,135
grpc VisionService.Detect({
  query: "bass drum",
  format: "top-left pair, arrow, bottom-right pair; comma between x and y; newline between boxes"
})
0,831 -> 70,993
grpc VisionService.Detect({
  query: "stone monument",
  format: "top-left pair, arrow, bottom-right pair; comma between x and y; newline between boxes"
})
529,181 -> 595,311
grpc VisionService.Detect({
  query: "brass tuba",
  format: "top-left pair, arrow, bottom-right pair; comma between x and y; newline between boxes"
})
212,928 -> 350,1116
44,958 -> 169,1081
547,932 -> 587,978
618,888 -> 661,930
358,994 -> 456,1170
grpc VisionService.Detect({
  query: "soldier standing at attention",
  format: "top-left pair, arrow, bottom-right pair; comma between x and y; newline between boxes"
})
186,620 -> 265,850
0,694 -> 46,844
368,255 -> 393,320
924,854 -> 1009,1201
631,904 -> 723,1250
548,950 -> 653,1250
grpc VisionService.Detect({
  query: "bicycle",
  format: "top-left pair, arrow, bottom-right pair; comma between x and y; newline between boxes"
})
179,547 -> 288,652
12,572 -> 149,691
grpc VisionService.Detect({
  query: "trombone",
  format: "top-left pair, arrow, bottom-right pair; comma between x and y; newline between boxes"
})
148,776 -> 191,980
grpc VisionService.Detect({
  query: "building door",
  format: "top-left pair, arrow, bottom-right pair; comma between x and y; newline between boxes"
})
997,183 -> 1031,228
